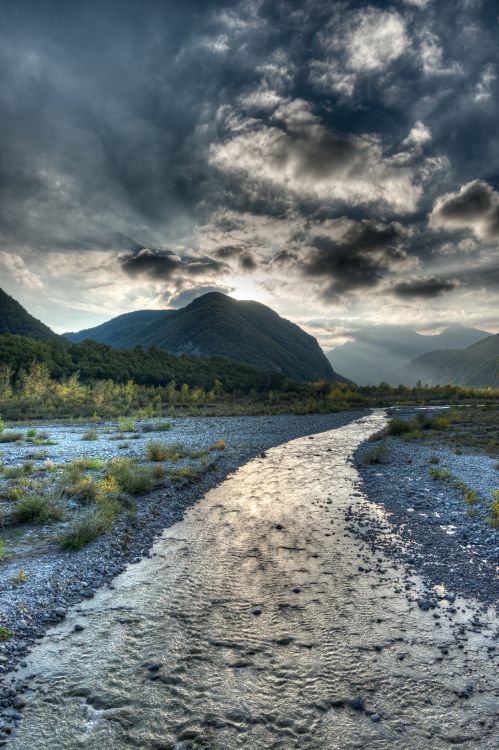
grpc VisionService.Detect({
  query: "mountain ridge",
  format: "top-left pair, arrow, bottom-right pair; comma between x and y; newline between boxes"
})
65,292 -> 342,382
327,324 -> 490,385
0,288 -> 59,342
408,334 -> 499,387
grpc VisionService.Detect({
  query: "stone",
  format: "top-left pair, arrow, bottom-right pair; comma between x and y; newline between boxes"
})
350,697 -> 364,711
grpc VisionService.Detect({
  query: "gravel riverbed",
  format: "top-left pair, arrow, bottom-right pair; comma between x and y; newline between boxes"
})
354,411 -> 499,610
0,411 -> 363,732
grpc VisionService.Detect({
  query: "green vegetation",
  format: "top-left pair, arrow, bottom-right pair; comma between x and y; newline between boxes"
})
0,431 -> 23,443
146,440 -> 202,462
0,626 -> 13,641
10,570 -> 28,585
10,494 -> 63,524
142,421 -> 172,432
0,539 -> 9,561
363,443 -> 390,465
490,490 -> 499,529
430,468 -> 452,481
106,458 -> 155,495
59,509 -> 114,550
1,334 -> 499,423
118,416 -> 138,433
81,429 -> 99,441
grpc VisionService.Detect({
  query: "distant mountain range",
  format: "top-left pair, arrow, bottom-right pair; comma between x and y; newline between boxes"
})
0,288 -> 59,342
408,334 -> 499,387
327,324 -> 490,385
65,292 -> 341,382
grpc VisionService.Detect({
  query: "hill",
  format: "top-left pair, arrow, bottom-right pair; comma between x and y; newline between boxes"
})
0,334 -> 296,393
409,334 -> 499,387
327,324 -> 490,385
66,293 -> 341,382
0,288 -> 59,342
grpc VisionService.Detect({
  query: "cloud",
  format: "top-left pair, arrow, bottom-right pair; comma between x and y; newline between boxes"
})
403,121 -> 432,147
0,251 -> 43,289
429,180 -> 499,240
119,247 -> 228,281
209,101 -> 433,212
301,219 -> 411,298
392,276 -> 459,298
318,7 -> 408,74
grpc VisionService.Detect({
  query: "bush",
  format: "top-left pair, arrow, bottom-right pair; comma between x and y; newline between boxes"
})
429,455 -> 439,464
0,626 -> 13,641
363,443 -> 390,465
3,462 -> 34,479
0,431 -> 23,443
118,417 -> 138,433
386,417 -> 413,436
429,468 -> 451,481
10,494 -> 63,524
142,422 -> 172,433
81,429 -> 99,441
209,439 -> 226,451
490,491 -> 499,529
107,458 -> 155,495
64,477 -> 99,504
58,510 -> 113,550
0,538 -> 9,561
0,418 -> 4,434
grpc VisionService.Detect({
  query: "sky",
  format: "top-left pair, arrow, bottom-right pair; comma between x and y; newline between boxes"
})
0,0 -> 498,349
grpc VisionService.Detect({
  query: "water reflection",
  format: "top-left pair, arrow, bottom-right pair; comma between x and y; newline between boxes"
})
10,413 -> 499,749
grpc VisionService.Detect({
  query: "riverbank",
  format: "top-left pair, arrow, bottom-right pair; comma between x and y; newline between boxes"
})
354,410 -> 499,609
0,411 -> 363,730
6,412 -> 498,750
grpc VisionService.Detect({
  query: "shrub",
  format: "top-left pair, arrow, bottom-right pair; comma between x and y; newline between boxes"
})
386,417 -> 413,436
0,626 -> 13,641
3,462 -> 34,479
26,428 -> 37,439
142,422 -> 172,433
429,468 -> 452,481
107,458 -> 155,495
146,441 -> 171,461
58,510 -> 113,550
72,458 -> 104,471
490,491 -> 499,529
81,429 -> 99,441
401,430 -> 424,441
464,489 -> 479,505
64,477 -> 98,504
10,494 -> 63,524
209,439 -> 226,451
118,416 -> 138,433
11,570 -> 28,585
0,418 -> 4,434
363,443 -> 390,465
0,432 -> 23,443
0,539 -> 9,561
434,415 -> 450,429
429,455 -> 439,464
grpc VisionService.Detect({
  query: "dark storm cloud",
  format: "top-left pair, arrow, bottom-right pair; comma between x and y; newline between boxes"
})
216,245 -> 257,270
1,0 -> 499,330
302,220 -> 410,297
430,180 -> 499,241
120,247 -> 228,280
392,276 -> 459,299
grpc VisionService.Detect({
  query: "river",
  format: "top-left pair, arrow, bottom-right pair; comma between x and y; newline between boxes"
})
9,412 -> 498,749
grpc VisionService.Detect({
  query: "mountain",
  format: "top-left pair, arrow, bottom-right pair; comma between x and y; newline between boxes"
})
0,288 -> 59,342
408,334 -> 499,387
66,309 -> 175,349
66,293 -> 342,382
327,324 -> 490,385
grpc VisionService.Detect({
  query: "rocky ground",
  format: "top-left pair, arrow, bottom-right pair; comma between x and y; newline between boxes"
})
353,410 -> 499,610
0,411 -> 362,734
